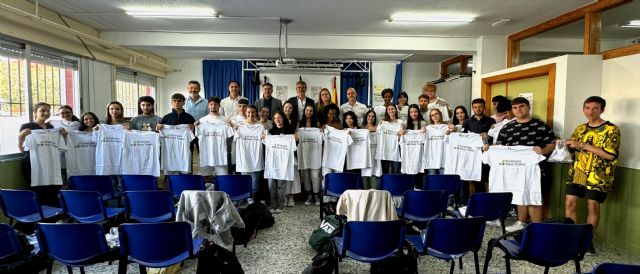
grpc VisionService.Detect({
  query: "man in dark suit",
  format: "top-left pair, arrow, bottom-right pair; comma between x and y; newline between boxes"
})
254,83 -> 282,119
287,80 -> 315,123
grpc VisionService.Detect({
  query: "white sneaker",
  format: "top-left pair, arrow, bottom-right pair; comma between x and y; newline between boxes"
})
304,196 -> 312,206
268,208 -> 276,214
274,208 -> 284,214
259,200 -> 266,205
288,196 -> 295,207
486,220 -> 501,227
505,221 -> 526,233
247,198 -> 255,204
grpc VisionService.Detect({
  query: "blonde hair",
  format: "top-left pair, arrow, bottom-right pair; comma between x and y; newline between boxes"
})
422,83 -> 437,92
429,108 -> 443,124
317,88 -> 333,106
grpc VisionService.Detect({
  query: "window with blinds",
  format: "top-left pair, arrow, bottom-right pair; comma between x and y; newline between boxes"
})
115,69 -> 157,118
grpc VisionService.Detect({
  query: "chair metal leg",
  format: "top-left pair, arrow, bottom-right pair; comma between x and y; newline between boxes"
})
66,265 -> 73,274
483,239 -> 495,274
80,267 -> 86,274
474,251 -> 480,274
500,219 -> 506,235
459,257 -> 463,269
505,257 -> 511,274
575,260 -> 581,273
449,260 -> 455,274
47,261 -> 53,274
232,243 -> 236,254
117,258 -> 127,274
139,264 -> 147,274
543,266 -> 549,274
320,198 -> 324,220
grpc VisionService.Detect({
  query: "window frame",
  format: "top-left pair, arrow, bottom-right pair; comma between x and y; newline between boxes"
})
115,68 -> 158,119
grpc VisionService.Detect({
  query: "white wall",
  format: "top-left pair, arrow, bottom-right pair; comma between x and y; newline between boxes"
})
601,54 -> 640,169
79,58 -> 113,119
402,62 -> 441,102
160,59 -> 203,115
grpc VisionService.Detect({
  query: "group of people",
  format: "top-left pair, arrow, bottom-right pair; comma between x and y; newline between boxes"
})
17,78 -> 620,252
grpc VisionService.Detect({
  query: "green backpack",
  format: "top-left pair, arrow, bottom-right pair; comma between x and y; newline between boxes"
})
308,215 -> 344,253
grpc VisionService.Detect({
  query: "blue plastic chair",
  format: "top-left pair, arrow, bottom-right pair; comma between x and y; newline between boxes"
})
214,175 -> 253,201
320,172 -> 362,220
0,189 -> 63,225
399,190 -> 449,223
406,217 -> 486,274
0,223 -> 22,262
36,223 -> 118,274
68,175 -> 120,201
120,175 -> 158,191
423,174 -> 462,208
59,190 -> 124,223
123,191 -> 175,223
459,192 -> 513,234
166,175 -> 206,200
332,220 -> 406,273
118,222 -> 200,274
592,262 -> 640,274
485,223 -> 593,274
379,174 -> 415,196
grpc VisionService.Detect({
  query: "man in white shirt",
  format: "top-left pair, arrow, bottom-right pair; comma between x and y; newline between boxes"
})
229,98 -> 249,128
423,83 -> 452,123
199,97 -> 228,124
287,81 -> 315,123
220,80 -> 247,118
184,80 -> 208,121
490,95 -> 509,123
340,88 -> 368,125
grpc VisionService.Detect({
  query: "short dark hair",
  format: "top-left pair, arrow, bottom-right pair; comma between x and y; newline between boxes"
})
78,112 -> 99,131
492,95 -> 508,103
511,97 -> 530,107
381,88 -> 393,98
171,93 -> 186,101
137,96 -> 155,115
228,80 -> 240,86
418,94 -> 429,101
584,96 -> 606,110
238,98 -> 249,105
207,96 -> 221,104
472,98 -> 486,105
188,80 -> 200,87
363,109 -> 377,126
262,83 -> 273,88
296,80 -> 307,87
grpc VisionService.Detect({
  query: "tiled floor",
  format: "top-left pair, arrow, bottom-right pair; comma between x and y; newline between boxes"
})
51,204 -> 640,273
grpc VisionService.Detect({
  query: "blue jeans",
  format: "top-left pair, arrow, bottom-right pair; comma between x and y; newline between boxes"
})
242,171 -> 261,195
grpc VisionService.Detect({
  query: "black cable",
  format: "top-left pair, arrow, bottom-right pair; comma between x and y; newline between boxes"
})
278,19 -> 282,61
57,13 -> 96,60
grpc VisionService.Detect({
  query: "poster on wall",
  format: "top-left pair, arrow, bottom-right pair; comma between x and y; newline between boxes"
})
275,86 -> 289,101
309,86 -> 321,102
373,85 -> 385,106
519,92 -> 534,116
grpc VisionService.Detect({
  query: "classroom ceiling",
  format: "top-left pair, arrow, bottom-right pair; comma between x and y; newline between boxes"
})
31,0 -> 609,61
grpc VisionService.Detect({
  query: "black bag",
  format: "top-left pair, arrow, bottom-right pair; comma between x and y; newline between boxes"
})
301,251 -> 337,274
369,248 -> 418,274
308,215 -> 345,253
196,241 -> 244,274
231,202 -> 275,245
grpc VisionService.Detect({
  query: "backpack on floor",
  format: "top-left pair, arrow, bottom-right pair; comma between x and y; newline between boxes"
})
369,244 -> 418,274
308,215 -> 345,253
196,241 -> 244,274
231,202 -> 275,246
302,251 -> 337,274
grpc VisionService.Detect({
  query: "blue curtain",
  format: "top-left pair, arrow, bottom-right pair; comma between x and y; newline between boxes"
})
243,70 -> 260,105
340,63 -> 369,106
202,60 -> 242,98
393,61 -> 403,104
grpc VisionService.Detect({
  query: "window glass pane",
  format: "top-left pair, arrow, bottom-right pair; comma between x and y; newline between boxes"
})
600,1 -> 640,52
0,49 -> 28,155
519,18 -> 584,65
116,69 -> 157,118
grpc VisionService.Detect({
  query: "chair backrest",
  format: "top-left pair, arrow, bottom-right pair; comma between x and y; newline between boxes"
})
59,190 -> 108,223
166,175 -> 206,199
0,189 -> 44,221
214,175 -> 252,201
36,223 -> 110,265
123,191 -> 175,223
423,174 -> 460,195
68,175 -> 115,199
465,192 -> 513,221
0,223 -> 23,260
592,263 -> 640,274
400,190 -> 449,222
424,217 -> 486,256
340,220 -> 406,262
118,222 -> 193,268
519,223 -> 593,266
379,174 -> 415,196
324,172 -> 361,197
121,175 -> 158,191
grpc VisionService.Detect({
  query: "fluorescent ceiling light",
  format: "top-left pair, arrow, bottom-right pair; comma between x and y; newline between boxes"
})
388,15 -> 475,23
620,20 -> 640,28
125,8 -> 217,18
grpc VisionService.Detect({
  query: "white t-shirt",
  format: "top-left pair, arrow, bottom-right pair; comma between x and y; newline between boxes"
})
443,132 -> 484,181
264,135 -> 297,181
229,115 -> 246,129
65,130 -> 96,177
373,105 -> 387,122
362,131 -> 382,177
234,124 -> 267,172
220,96 -> 247,118
400,130 -> 426,175
93,124 -> 125,175
122,130 -> 161,176
160,125 -> 195,173
340,102 -> 368,125
346,129 -> 371,170
428,97 -> 451,122
199,114 -> 228,124
397,105 -> 409,122
376,120 -> 403,162
321,126 -> 353,172
482,146 -> 546,206
297,127 -> 324,170
424,124 -> 449,169
488,118 -> 515,139
49,119 -> 81,131
24,129 -> 66,187
197,122 -> 234,167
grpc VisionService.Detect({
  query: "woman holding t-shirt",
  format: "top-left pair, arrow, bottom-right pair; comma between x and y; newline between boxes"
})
425,108 -> 449,176
17,102 -> 64,206
298,105 -> 322,206
362,110 -> 381,189
377,104 -> 404,174
268,111 -> 296,212
237,105 -> 267,204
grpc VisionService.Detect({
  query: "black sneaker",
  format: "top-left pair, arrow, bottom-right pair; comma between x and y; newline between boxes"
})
586,241 -> 596,255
